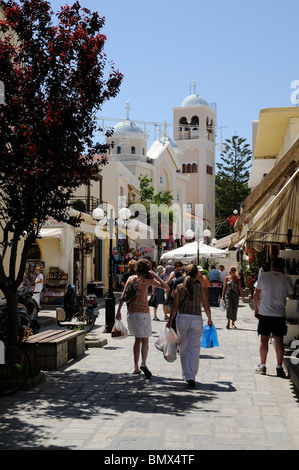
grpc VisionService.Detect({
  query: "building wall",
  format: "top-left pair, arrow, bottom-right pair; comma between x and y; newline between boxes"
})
173,103 -> 216,232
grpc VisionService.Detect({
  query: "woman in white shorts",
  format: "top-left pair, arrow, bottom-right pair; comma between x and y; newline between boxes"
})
116,259 -> 169,377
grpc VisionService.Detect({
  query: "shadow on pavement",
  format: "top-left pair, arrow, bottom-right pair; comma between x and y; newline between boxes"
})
0,366 -> 236,449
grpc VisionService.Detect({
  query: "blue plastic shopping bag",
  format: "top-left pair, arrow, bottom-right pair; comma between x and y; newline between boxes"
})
201,324 -> 219,348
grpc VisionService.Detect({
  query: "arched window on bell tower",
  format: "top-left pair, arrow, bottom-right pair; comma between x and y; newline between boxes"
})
190,116 -> 199,139
179,116 -> 188,140
191,116 -> 199,130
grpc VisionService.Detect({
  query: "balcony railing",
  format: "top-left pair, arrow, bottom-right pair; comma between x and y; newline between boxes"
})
178,129 -> 215,142
69,196 -> 104,215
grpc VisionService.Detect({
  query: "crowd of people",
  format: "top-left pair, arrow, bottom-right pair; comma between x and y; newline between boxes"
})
116,256 -> 294,387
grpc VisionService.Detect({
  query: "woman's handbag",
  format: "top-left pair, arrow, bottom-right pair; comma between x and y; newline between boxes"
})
201,324 -> 219,348
148,294 -> 158,308
122,277 -> 141,303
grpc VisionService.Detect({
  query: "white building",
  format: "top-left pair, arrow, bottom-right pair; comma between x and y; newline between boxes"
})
72,85 -> 217,286
173,82 -> 216,232
103,83 -> 216,236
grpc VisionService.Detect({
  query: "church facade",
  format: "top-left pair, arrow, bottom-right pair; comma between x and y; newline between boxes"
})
101,84 -> 216,236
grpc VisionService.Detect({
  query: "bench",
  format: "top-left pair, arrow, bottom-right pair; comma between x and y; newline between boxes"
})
56,307 -> 85,328
23,329 -> 85,370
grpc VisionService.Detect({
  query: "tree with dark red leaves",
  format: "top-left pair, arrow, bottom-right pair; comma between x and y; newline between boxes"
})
0,0 -> 123,342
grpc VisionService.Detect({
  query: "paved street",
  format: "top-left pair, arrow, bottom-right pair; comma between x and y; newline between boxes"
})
1,301 -> 299,451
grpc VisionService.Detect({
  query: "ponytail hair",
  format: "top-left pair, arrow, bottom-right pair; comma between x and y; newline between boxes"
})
183,263 -> 198,300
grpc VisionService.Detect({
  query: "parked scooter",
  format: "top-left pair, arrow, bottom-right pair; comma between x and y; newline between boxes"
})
0,287 -> 39,341
17,286 -> 40,333
63,284 -> 99,332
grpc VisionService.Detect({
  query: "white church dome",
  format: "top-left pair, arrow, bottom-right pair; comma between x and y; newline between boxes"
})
113,120 -> 144,135
180,93 -> 209,108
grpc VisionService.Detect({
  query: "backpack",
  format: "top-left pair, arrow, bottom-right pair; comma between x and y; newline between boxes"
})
123,276 -> 141,303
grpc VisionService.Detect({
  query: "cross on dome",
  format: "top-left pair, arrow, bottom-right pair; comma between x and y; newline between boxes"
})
125,101 -> 131,120
192,81 -> 196,94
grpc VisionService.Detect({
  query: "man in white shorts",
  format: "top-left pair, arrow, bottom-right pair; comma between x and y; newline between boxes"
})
253,257 -> 294,377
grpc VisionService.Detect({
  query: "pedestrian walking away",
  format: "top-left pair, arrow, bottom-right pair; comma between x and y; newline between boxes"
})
208,265 -> 220,282
166,266 -> 187,332
222,266 -> 244,329
253,257 -> 294,377
121,259 -> 137,287
167,263 -> 213,389
116,259 -> 169,377
152,265 -> 168,321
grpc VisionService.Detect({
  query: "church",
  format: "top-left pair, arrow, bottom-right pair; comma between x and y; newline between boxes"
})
61,84 -> 217,287
100,82 -> 216,238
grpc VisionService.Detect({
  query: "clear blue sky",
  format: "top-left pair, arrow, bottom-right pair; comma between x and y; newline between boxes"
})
50,0 -> 299,162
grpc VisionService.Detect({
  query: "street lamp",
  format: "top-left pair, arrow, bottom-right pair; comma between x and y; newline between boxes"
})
203,229 -> 211,245
92,205 -> 131,333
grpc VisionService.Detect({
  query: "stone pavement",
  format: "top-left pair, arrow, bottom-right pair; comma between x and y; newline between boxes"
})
1,301 -> 299,451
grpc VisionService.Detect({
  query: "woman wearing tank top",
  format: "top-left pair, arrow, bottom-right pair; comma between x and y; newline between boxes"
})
116,258 -> 169,377
167,264 -> 212,389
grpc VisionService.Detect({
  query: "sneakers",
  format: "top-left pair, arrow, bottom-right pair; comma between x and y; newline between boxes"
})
255,364 -> 266,375
255,364 -> 287,377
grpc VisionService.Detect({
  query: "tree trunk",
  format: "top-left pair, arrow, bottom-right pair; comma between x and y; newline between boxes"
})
4,289 -> 19,345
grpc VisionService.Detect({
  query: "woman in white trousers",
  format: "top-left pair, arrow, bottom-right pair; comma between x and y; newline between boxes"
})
167,264 -> 212,389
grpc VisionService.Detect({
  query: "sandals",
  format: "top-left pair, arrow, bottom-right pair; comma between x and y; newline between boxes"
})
140,364 -> 152,379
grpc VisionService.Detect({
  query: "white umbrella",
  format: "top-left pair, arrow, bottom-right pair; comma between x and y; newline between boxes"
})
160,241 -> 227,261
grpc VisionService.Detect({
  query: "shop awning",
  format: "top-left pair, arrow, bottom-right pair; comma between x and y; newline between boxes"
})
39,228 -> 63,239
244,168 -> 299,250
160,241 -> 227,261
214,234 -> 232,249
118,220 -> 156,250
235,138 -> 299,234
